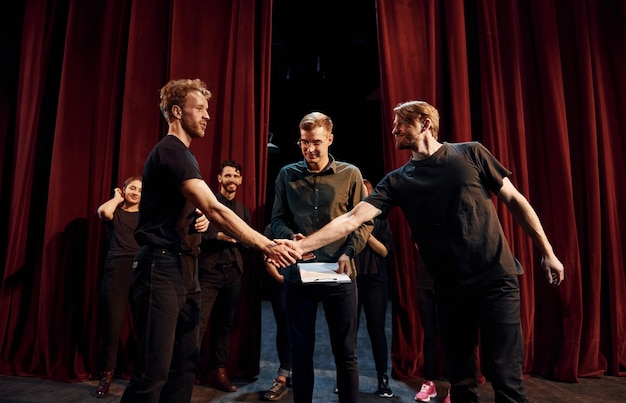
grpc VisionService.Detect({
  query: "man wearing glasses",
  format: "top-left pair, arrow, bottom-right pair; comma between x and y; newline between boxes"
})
270,111 -> 373,403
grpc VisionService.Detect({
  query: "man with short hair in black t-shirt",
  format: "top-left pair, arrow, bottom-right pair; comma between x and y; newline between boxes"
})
121,78 -> 301,403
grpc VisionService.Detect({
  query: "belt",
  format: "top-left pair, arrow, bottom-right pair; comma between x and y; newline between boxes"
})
215,262 -> 236,268
140,245 -> 196,256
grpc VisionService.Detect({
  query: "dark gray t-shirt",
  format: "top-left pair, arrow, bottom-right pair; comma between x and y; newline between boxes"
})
366,142 -> 522,293
135,135 -> 203,252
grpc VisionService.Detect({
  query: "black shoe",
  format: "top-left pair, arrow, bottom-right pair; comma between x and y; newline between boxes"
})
376,373 -> 394,398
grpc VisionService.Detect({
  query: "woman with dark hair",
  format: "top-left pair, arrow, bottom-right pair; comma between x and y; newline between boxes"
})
95,175 -> 142,397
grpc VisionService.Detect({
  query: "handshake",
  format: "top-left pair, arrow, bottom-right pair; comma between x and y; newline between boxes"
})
263,238 -> 311,268
262,232 -> 318,268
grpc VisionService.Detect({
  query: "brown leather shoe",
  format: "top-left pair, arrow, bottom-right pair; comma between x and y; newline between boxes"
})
209,368 -> 237,392
95,370 -> 114,398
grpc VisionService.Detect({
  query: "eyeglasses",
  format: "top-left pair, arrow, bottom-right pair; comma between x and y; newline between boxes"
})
296,139 -> 325,149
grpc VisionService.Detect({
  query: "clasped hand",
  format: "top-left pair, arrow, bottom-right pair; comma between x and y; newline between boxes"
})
265,239 -> 303,267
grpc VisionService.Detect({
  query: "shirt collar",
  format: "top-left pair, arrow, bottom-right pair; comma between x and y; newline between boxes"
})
299,154 -> 337,175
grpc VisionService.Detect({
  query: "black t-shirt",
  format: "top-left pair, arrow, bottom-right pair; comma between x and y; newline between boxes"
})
354,216 -> 393,278
366,142 -> 522,292
105,208 -> 140,258
135,135 -> 203,251
199,193 -> 251,268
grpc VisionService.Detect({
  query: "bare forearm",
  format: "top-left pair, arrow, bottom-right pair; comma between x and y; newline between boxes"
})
498,179 -> 564,286
299,201 -> 380,253
182,179 -> 270,249
507,196 -> 554,257
215,209 -> 271,249
298,214 -> 350,252
97,195 -> 122,220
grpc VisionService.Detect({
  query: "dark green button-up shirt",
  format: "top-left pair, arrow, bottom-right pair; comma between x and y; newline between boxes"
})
270,155 -> 373,282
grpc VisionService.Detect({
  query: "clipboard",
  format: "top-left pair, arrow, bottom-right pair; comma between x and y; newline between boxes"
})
298,262 -> 352,283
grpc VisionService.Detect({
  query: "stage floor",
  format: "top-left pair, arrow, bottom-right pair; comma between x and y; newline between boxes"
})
1,300 -> 624,402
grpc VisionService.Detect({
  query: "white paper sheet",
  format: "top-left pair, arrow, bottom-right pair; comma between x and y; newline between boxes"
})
298,262 -> 352,283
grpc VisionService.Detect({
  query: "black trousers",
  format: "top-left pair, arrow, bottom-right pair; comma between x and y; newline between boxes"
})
99,255 -> 133,371
437,275 -> 528,403
418,286 -> 438,380
266,276 -> 292,378
285,280 -> 359,403
121,247 -> 200,403
356,272 -> 389,376
198,262 -> 242,369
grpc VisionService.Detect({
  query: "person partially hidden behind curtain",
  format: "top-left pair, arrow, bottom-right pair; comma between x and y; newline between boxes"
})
292,100 -> 565,403
353,178 -> 395,398
95,175 -> 142,398
120,78 -> 300,403
198,160 -> 250,393
413,244 -> 450,403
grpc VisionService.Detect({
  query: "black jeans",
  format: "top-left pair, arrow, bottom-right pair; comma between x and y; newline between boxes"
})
285,280 -> 359,403
198,262 -> 242,369
267,277 -> 292,378
437,275 -> 528,403
99,255 -> 133,371
121,247 -> 201,403
356,272 -> 389,376
418,287 -> 438,380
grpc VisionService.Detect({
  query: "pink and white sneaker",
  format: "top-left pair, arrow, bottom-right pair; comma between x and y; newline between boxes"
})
414,380 -> 437,402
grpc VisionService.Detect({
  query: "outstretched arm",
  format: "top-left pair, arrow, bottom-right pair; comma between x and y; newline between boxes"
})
181,178 -> 301,267
497,177 -> 565,286
295,201 -> 381,254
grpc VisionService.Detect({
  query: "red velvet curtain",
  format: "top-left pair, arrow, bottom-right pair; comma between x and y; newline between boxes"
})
0,0 -> 272,381
376,0 -> 626,382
